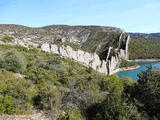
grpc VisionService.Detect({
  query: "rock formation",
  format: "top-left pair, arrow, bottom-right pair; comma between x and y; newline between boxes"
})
105,34 -> 130,74
41,33 -> 130,75
0,24 -> 130,75
41,43 -> 107,73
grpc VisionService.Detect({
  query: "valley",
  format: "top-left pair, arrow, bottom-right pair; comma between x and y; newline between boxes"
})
0,24 -> 160,120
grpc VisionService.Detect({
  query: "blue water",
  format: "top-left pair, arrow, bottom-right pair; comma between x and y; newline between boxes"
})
117,61 -> 160,80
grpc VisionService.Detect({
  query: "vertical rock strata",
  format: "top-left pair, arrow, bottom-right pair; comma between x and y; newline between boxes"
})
41,43 -> 107,73
0,24 -> 130,75
41,34 -> 130,75
107,34 -> 130,74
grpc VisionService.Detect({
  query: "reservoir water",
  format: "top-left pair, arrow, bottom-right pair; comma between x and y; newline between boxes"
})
117,61 -> 160,80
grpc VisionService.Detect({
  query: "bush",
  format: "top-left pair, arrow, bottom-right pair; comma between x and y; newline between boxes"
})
100,74 -> 123,95
0,69 -> 33,114
0,49 -> 27,73
86,74 -> 131,120
87,95 -> 130,120
130,67 -> 160,119
57,108 -> 84,120
24,66 -> 59,84
121,77 -> 133,88
0,95 -> 15,114
33,79 -> 61,110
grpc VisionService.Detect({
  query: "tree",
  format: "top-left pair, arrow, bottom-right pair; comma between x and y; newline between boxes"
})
131,67 -> 160,119
0,49 -> 27,73
87,95 -> 130,120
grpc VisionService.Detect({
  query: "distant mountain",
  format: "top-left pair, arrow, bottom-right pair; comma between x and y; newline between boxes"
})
128,33 -> 160,37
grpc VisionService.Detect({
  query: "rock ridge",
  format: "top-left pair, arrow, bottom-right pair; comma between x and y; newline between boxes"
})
0,24 -> 130,75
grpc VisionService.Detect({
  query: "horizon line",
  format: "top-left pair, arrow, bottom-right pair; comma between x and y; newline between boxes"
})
0,23 -> 159,34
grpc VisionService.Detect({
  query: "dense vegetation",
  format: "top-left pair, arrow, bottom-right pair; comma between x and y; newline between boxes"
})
124,67 -> 160,120
0,45 -> 159,119
129,36 -> 160,59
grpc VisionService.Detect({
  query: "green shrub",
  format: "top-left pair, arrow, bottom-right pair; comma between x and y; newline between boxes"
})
121,77 -> 133,88
87,95 -> 130,120
100,74 -> 123,95
57,108 -> 84,120
0,95 -> 15,114
33,79 -> 61,110
0,49 -> 27,73
129,67 -> 160,119
0,69 -> 33,114
24,65 -> 62,110
24,66 -> 59,84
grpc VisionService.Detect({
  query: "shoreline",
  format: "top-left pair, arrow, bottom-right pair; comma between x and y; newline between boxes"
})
116,59 -> 160,74
128,59 -> 160,62
111,65 -> 141,75
118,65 -> 141,72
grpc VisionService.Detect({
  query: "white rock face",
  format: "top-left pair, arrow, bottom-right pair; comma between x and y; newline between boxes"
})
106,47 -> 112,62
14,40 -> 26,47
109,35 -> 131,74
51,44 -> 59,54
40,35 -> 130,75
108,55 -> 120,75
41,43 -> 51,52
125,35 -> 130,60
41,43 -> 108,74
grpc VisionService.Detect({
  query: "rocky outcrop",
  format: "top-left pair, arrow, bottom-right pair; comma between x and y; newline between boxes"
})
106,34 -> 131,74
41,43 -> 51,52
0,24 -> 123,45
125,35 -> 130,60
41,43 -> 107,73
0,24 -> 130,75
41,34 -> 130,75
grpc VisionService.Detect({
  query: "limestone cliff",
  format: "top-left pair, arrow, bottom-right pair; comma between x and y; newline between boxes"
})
40,33 -> 130,75
41,43 -> 107,73
0,24 -> 130,75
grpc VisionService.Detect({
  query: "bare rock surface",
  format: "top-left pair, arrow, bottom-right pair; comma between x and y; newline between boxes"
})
41,43 -> 107,73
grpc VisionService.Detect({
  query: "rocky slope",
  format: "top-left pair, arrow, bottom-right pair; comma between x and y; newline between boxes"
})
0,24 -> 130,75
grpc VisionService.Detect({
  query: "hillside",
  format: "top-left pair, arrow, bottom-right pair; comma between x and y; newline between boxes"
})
128,35 -> 160,59
1,24 -> 160,71
0,24 -> 124,55
0,24 -> 160,119
0,44 -> 158,120
0,24 -> 130,75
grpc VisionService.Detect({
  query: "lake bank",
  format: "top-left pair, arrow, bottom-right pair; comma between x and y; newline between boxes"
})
119,65 -> 141,72
129,59 -> 160,62
117,61 -> 160,80
110,65 -> 140,75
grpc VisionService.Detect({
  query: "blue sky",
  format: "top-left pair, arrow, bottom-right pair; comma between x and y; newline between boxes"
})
0,0 -> 160,33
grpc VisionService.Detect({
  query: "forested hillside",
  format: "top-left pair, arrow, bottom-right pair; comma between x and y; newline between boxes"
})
129,36 -> 160,59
